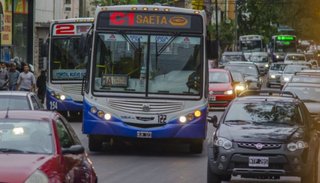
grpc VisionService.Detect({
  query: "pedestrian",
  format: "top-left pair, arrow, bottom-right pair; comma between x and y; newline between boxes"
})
36,70 -> 46,103
17,64 -> 36,92
0,62 -> 9,91
8,63 -> 20,91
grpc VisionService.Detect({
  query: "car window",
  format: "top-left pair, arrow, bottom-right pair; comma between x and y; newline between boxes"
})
31,96 -> 40,110
0,96 -> 30,110
209,72 -> 230,83
231,72 -> 245,82
270,64 -> 286,71
284,86 -> 320,102
284,65 -> 309,74
56,118 -> 75,148
225,65 -> 258,76
225,101 -> 303,125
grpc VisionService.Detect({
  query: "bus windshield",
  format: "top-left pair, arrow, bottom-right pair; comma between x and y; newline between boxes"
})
51,37 -> 86,80
240,40 -> 262,52
93,33 -> 202,96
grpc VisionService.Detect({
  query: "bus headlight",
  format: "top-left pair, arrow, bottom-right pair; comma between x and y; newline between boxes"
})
90,106 -> 98,114
97,110 -> 105,118
271,75 -> 276,79
104,113 -> 112,120
265,64 -> 269,68
284,77 -> 290,82
194,110 -> 201,118
60,95 -> 66,101
179,116 -> 187,123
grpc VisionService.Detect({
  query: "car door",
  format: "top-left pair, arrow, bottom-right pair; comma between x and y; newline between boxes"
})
55,117 -> 85,183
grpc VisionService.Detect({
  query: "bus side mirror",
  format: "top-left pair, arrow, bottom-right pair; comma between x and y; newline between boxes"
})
40,39 -> 49,58
80,33 -> 92,58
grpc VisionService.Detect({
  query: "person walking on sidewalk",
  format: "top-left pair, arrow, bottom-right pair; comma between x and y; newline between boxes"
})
17,65 -> 36,92
36,70 -> 46,103
8,63 -> 20,91
0,62 -> 9,91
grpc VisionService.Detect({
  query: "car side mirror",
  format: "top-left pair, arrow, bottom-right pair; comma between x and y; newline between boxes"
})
62,144 -> 85,155
208,115 -> 218,128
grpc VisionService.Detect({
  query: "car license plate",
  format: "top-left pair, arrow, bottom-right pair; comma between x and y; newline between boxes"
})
248,156 -> 269,167
137,131 -> 152,138
209,96 -> 216,101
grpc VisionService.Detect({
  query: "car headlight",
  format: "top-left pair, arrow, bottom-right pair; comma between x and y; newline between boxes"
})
270,75 -> 276,79
214,137 -> 233,150
276,55 -> 280,59
287,141 -> 308,152
25,170 -> 49,183
284,77 -> 290,82
235,85 -> 245,91
265,64 -> 269,68
224,90 -> 233,95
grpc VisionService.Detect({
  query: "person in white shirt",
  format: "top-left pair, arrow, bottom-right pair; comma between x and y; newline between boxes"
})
17,65 -> 36,92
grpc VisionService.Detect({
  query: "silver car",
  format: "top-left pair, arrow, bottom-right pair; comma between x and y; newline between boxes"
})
266,62 -> 287,88
0,91 -> 44,110
280,64 -> 310,89
248,52 -> 270,75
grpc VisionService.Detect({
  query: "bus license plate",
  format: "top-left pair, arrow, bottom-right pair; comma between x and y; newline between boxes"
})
137,131 -> 152,138
249,156 -> 269,167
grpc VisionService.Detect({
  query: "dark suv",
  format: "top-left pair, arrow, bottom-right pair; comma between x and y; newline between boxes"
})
207,90 -> 320,183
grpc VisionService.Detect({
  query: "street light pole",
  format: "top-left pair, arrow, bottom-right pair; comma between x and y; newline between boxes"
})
215,0 -> 219,60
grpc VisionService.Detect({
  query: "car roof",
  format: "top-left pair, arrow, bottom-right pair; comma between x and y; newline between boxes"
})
285,82 -> 320,87
225,61 -> 254,65
209,68 -> 230,73
235,96 -> 297,103
222,52 -> 244,55
0,91 -> 33,96
0,110 -> 58,121
235,90 -> 299,103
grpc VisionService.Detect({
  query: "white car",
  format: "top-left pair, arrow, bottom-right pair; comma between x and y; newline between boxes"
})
0,91 -> 44,110
284,53 -> 307,63
280,64 -> 310,88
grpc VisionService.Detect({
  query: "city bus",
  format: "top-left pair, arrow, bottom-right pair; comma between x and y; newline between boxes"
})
46,18 -> 94,118
81,5 -> 208,153
239,35 -> 264,60
270,35 -> 297,62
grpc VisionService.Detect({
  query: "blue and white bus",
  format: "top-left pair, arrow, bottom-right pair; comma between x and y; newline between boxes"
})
46,18 -> 93,118
270,35 -> 297,62
82,5 -> 208,153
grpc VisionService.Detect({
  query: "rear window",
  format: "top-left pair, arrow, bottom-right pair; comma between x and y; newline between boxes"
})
209,72 -> 230,83
225,102 -> 302,125
0,96 -> 30,110
270,64 -> 286,71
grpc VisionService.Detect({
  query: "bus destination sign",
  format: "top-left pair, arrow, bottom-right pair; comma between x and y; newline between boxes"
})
97,11 -> 200,30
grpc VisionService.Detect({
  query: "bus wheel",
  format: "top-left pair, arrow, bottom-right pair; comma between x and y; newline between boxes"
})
88,135 -> 103,152
190,140 -> 203,154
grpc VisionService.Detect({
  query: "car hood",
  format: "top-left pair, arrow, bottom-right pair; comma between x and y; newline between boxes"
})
304,102 -> 320,113
0,154 -> 53,182
209,83 -> 232,91
218,124 -> 303,143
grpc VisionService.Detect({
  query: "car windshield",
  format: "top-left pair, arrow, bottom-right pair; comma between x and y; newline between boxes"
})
225,65 -> 258,76
225,102 -> 302,125
286,55 -> 305,61
284,86 -> 320,102
231,72 -> 245,82
0,119 -> 53,154
250,55 -> 268,62
0,96 -> 30,110
291,76 -> 320,83
209,72 -> 230,83
283,65 -> 309,74
270,64 -> 287,71
93,33 -> 202,96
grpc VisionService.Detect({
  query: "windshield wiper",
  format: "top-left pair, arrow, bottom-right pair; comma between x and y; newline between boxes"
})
225,120 -> 252,124
253,121 -> 296,126
0,148 -> 37,154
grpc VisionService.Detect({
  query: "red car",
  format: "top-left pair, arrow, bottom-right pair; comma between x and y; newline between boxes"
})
0,110 -> 97,183
209,69 -> 236,109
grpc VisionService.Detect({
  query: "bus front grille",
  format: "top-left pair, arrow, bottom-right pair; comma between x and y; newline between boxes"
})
61,85 -> 82,95
108,100 -> 183,114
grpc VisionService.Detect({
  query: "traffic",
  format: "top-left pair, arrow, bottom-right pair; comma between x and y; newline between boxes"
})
0,3 -> 320,183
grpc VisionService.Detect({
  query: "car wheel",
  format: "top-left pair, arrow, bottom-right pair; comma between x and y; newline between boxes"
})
88,135 -> 103,152
190,140 -> 203,154
207,160 -> 222,183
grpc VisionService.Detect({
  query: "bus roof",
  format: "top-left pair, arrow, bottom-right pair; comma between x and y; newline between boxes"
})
51,17 -> 94,24
95,5 -> 206,17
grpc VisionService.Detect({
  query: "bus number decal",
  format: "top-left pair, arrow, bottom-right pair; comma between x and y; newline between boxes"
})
55,24 -> 75,35
158,115 -> 167,124
49,101 -> 58,110
110,12 -> 135,26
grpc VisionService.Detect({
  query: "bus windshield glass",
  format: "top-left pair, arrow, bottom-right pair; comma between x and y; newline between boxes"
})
93,33 -> 202,96
51,37 -> 86,80
240,40 -> 262,52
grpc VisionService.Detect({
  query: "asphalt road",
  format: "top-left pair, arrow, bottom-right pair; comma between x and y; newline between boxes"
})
70,111 -> 302,183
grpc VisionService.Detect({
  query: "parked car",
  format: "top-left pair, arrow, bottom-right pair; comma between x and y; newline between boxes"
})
248,52 -> 270,75
0,91 -> 44,110
207,90 -> 319,183
0,110 -> 98,183
208,69 -> 236,109
224,62 -> 262,90
266,62 -> 287,88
